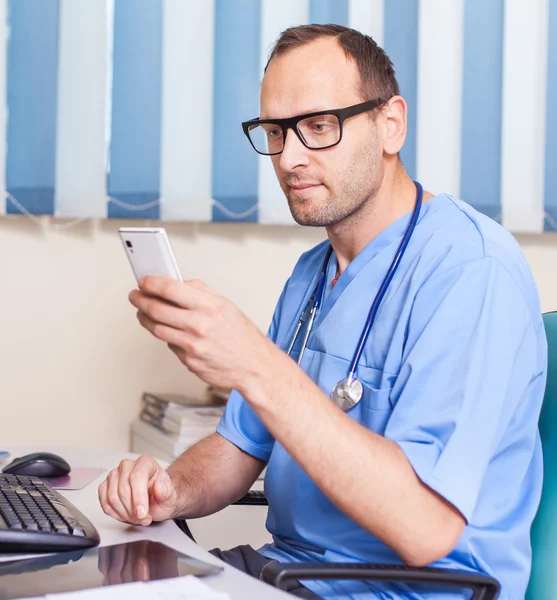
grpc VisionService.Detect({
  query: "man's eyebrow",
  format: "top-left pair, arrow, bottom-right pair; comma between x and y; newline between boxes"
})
259,107 -> 333,120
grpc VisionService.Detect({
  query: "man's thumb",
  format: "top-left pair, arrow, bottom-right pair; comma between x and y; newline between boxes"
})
153,475 -> 171,503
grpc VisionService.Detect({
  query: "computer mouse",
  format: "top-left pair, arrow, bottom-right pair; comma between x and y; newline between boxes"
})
1,452 -> 71,478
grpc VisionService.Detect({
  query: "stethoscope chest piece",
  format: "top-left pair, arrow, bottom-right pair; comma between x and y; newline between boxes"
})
331,377 -> 363,411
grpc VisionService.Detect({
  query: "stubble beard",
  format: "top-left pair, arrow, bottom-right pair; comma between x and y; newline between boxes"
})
284,140 -> 381,229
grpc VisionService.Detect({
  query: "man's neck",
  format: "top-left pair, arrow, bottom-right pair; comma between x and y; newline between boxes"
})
326,171 -> 431,275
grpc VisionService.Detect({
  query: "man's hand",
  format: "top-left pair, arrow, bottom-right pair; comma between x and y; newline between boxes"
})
129,277 -> 276,392
98,455 -> 179,526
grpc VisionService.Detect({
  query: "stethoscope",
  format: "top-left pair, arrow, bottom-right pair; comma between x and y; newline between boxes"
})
286,181 -> 424,411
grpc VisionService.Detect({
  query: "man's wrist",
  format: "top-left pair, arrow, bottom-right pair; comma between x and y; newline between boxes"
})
236,337 -> 295,410
166,467 -> 188,519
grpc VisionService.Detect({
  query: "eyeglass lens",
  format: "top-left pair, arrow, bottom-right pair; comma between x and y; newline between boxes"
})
248,114 -> 341,154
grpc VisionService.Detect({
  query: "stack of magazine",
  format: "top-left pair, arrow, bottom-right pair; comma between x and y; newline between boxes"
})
131,391 -> 226,464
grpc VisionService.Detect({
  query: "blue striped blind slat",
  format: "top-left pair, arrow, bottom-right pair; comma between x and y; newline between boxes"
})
460,0 -> 504,221
383,0 -> 419,181
212,0 -> 261,223
6,0 -> 59,216
310,0 -> 348,26
107,0 -> 162,220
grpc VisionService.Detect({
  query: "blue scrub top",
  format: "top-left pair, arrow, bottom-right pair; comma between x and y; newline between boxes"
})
217,194 -> 547,600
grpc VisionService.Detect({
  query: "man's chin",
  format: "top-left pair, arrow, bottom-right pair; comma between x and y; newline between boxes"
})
290,213 -> 324,227
287,197 -> 316,226
288,202 -> 335,227
288,191 -> 326,224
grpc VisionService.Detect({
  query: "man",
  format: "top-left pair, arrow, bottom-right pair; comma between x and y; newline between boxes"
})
99,25 -> 546,599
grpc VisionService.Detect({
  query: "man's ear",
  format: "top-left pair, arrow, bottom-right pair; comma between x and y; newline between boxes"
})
382,96 -> 407,156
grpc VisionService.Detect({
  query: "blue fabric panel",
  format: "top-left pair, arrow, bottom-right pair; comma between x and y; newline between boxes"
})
460,0 -> 504,221
383,0 -> 418,180
107,0 -> 162,220
212,0 -> 260,223
6,0 -> 59,216
309,0 -> 349,26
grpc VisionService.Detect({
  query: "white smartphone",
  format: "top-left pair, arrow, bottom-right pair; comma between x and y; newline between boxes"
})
118,227 -> 183,283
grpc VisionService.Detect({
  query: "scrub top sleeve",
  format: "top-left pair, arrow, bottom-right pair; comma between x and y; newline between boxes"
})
385,258 -> 542,522
216,280 -> 291,461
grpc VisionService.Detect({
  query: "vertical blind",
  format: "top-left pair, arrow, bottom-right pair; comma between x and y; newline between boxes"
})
0,0 -> 555,231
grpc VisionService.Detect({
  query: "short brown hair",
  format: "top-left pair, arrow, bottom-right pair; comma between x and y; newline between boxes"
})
265,24 -> 400,104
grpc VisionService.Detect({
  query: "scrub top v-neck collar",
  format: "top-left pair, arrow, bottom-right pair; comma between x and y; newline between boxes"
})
316,194 -> 442,329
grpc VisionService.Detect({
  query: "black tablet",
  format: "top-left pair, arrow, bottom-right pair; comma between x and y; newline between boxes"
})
0,540 -> 223,599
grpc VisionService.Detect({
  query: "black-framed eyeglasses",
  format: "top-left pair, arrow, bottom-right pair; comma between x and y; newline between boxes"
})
241,98 -> 387,156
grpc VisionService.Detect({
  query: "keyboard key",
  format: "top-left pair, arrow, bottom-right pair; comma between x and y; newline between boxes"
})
50,501 -> 76,522
54,524 -> 70,535
4,515 -> 20,522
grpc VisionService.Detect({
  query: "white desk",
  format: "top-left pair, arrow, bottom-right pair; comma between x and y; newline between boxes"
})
2,446 -> 291,599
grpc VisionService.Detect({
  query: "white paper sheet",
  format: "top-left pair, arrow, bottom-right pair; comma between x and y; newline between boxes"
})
19,575 -> 230,599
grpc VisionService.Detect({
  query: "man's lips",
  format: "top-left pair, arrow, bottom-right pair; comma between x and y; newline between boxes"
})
289,183 -> 322,190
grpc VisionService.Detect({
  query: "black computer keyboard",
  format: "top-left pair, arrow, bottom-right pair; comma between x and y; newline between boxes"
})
0,473 -> 100,552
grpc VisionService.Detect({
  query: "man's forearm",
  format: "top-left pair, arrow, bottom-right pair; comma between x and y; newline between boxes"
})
166,432 -> 265,520
239,344 -> 465,566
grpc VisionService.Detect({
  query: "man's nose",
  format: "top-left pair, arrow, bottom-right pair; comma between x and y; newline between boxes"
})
279,127 -> 311,172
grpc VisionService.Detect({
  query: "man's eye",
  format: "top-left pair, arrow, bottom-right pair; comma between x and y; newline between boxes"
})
311,122 -> 329,133
267,128 -> 282,138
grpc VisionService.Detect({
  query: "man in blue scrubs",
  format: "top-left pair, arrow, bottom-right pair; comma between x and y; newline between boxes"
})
99,25 -> 546,599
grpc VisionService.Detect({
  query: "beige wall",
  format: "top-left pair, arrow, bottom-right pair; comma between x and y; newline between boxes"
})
0,216 -> 556,451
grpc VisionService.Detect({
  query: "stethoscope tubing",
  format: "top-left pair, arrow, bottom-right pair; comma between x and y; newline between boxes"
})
347,181 -> 423,378
287,181 -> 423,397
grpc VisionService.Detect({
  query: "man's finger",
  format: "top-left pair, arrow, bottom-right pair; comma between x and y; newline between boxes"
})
138,277 -> 212,310
116,460 -> 136,519
99,479 -> 125,523
129,292 -> 194,332
105,470 -> 131,522
129,456 -> 159,523
137,311 -> 188,348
